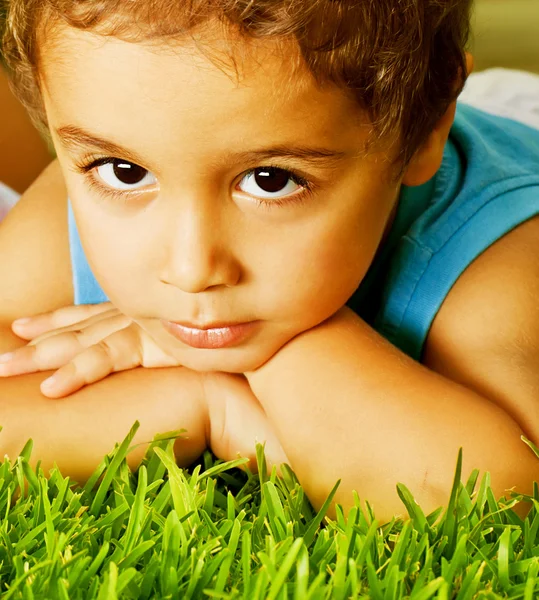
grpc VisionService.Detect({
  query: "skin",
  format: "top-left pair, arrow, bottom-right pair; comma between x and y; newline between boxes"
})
38,22 -> 463,375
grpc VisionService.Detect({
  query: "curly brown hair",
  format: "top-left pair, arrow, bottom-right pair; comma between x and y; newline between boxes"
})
1,0 -> 473,177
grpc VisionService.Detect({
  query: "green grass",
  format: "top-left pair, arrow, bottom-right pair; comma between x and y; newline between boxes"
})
0,422 -> 538,599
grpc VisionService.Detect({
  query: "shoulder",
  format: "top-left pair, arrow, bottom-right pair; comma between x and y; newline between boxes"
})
423,214 -> 539,443
0,159 -> 74,324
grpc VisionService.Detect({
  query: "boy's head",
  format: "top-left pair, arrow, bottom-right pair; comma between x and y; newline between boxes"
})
3,0 -> 473,179
1,1 -> 474,373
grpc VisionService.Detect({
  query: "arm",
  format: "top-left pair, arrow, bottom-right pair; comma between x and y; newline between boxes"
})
245,307 -> 539,523
0,325 -> 288,484
0,326 -> 208,480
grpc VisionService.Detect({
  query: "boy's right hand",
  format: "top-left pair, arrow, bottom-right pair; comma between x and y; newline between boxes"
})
0,303 -> 183,397
203,371 -> 290,477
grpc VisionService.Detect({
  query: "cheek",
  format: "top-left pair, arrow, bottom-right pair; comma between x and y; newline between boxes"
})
268,211 -> 374,321
291,194 -> 393,311
76,212 -> 158,308
306,227 -> 368,298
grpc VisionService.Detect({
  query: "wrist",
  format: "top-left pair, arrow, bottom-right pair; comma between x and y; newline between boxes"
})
173,367 -> 212,464
199,371 -> 231,443
199,371 -> 290,475
197,370 -> 217,448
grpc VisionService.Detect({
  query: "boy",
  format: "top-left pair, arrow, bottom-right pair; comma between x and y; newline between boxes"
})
0,0 -> 538,523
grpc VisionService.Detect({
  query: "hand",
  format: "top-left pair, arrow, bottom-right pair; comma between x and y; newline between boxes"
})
0,303 -> 181,398
203,372 -> 290,477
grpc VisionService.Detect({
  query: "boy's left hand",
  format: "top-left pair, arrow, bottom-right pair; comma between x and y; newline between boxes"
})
0,303 -> 182,398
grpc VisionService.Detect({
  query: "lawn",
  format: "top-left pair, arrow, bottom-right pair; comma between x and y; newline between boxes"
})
0,422 -> 538,598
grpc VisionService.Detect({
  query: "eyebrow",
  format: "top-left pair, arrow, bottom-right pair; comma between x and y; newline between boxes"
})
54,125 -> 351,169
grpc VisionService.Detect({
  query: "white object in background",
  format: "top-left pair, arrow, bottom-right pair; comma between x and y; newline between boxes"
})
0,182 -> 21,223
459,68 -> 539,131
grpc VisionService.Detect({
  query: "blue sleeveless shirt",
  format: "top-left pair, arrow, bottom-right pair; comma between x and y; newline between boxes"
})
68,103 -> 539,363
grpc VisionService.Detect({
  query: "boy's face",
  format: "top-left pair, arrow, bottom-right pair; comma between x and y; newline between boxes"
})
40,25 -> 405,373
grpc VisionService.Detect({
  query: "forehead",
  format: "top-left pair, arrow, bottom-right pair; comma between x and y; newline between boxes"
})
39,24 -> 374,163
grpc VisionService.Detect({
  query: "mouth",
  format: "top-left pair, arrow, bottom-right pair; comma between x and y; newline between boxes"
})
161,320 -> 259,349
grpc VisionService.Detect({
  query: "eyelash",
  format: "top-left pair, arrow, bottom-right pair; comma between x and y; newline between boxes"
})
72,156 -> 316,208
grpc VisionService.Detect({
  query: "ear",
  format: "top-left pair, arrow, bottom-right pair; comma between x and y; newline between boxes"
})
402,52 -> 474,187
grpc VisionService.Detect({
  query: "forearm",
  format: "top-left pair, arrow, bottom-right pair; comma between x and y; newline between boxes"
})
246,309 -> 539,523
0,326 -> 287,486
0,366 -> 207,483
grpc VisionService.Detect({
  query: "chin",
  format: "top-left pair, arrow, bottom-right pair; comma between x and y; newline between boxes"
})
178,349 -> 270,374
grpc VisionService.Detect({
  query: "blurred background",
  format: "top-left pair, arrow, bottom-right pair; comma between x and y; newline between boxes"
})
471,0 -> 539,74
1,0 -> 539,194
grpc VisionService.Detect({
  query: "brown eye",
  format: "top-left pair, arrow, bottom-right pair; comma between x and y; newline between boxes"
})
96,159 -> 157,190
113,160 -> 148,185
238,167 -> 302,199
254,167 -> 291,193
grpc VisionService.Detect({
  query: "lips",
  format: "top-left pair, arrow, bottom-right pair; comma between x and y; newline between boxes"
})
171,320 -> 245,330
161,319 -> 258,349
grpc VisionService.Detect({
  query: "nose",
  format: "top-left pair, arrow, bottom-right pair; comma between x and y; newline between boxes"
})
159,196 -> 241,293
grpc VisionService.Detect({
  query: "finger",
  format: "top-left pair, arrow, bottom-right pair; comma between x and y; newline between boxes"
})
27,310 -> 130,347
39,363 -> 81,398
12,303 -> 115,339
0,314 -> 133,376
40,333 -> 145,398
0,334 -> 81,376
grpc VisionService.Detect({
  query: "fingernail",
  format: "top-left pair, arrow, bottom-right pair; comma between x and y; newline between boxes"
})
42,375 -> 58,388
12,318 -> 31,326
0,353 -> 13,364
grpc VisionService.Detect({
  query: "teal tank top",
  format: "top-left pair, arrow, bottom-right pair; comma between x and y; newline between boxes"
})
68,103 -> 539,363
